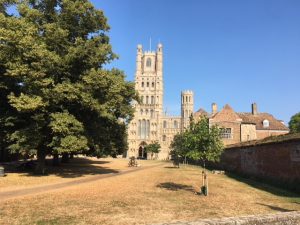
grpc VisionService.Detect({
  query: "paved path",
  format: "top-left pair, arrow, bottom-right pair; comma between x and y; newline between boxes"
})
0,163 -> 164,201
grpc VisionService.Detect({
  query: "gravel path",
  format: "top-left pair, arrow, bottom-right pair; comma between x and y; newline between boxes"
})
0,163 -> 165,201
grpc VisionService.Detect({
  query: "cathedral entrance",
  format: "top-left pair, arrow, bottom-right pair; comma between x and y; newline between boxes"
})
138,142 -> 147,159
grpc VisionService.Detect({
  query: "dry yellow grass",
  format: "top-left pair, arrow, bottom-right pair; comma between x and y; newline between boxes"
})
0,160 -> 299,225
0,157 -> 159,192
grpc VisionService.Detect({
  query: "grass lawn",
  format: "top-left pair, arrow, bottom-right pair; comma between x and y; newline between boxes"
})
0,158 -> 299,225
0,157 -> 160,192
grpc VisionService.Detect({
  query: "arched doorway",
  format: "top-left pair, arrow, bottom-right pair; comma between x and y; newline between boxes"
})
138,141 -> 147,159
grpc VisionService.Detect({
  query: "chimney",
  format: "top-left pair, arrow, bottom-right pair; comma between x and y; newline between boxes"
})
212,103 -> 217,114
252,103 -> 258,115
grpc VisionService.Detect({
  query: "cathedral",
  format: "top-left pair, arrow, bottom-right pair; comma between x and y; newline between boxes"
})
126,43 -> 289,160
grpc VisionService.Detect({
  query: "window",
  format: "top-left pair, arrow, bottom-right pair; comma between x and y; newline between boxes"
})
174,121 -> 178,129
141,120 -> 146,139
141,96 -> 144,104
146,58 -> 151,67
140,109 -> 143,115
145,109 -> 148,115
163,135 -> 166,141
163,121 -> 167,128
263,119 -> 270,128
138,120 -> 141,136
147,82 -> 149,87
146,96 -> 149,104
141,82 -> 144,87
220,128 -> 233,139
152,82 -> 155,88
151,96 -> 155,104
150,110 -> 154,118
140,120 -> 150,139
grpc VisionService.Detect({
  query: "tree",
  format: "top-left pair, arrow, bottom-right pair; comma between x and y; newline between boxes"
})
170,132 -> 189,167
0,0 -> 137,173
289,112 -> 300,133
170,116 -> 224,195
146,141 -> 161,160
186,116 -> 224,168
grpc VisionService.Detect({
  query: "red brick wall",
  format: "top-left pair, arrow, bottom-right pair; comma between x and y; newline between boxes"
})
256,130 -> 289,140
221,139 -> 300,191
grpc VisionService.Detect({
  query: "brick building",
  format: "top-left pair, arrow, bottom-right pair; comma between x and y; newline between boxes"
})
194,103 -> 289,146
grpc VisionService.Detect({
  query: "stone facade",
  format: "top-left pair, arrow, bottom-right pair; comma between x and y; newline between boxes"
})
127,44 -> 184,160
127,43 -> 289,159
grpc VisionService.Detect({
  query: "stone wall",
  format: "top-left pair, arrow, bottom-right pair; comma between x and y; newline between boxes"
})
241,123 -> 257,142
154,211 -> 300,225
220,134 -> 300,192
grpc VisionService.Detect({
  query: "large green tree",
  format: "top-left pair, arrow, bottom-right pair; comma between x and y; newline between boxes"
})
289,112 -> 300,133
0,0 -> 137,172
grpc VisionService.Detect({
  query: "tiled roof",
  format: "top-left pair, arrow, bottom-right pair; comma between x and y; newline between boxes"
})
237,112 -> 289,131
193,108 -> 209,118
211,104 -> 242,122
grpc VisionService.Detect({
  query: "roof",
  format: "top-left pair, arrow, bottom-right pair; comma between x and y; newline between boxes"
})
210,104 -> 242,122
237,112 -> 289,131
193,108 -> 209,118
226,133 -> 300,149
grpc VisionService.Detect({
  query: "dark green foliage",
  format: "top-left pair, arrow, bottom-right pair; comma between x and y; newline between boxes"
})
0,0 -> 137,172
171,116 -> 224,167
289,112 -> 300,133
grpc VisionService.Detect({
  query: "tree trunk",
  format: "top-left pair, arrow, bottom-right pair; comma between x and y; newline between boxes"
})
52,153 -> 59,166
69,153 -> 74,159
61,153 -> 69,163
35,149 -> 46,175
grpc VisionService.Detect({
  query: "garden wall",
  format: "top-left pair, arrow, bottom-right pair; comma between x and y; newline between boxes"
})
220,134 -> 300,192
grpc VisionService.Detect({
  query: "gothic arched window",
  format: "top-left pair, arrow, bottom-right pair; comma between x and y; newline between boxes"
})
151,96 -> 155,104
146,58 -> 151,67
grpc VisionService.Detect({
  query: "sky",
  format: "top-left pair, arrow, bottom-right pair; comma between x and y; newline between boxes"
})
93,0 -> 300,124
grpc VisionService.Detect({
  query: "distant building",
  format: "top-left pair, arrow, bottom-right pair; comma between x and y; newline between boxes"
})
195,103 -> 289,146
127,43 -> 289,159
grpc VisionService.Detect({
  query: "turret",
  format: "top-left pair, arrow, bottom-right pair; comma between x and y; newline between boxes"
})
156,43 -> 163,73
136,44 -> 143,75
181,90 -> 194,130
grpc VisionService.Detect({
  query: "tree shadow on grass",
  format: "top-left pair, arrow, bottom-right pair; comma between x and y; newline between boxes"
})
157,182 -> 195,192
2,157 -> 119,178
226,172 -> 300,198
164,166 -> 179,169
257,203 -> 295,212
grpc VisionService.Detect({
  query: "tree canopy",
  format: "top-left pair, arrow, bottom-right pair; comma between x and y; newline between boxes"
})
146,141 -> 161,159
170,116 -> 224,167
0,0 -> 137,172
289,112 -> 300,133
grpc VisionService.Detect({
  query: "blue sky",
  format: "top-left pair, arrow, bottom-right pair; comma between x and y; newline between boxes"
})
94,0 -> 300,124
